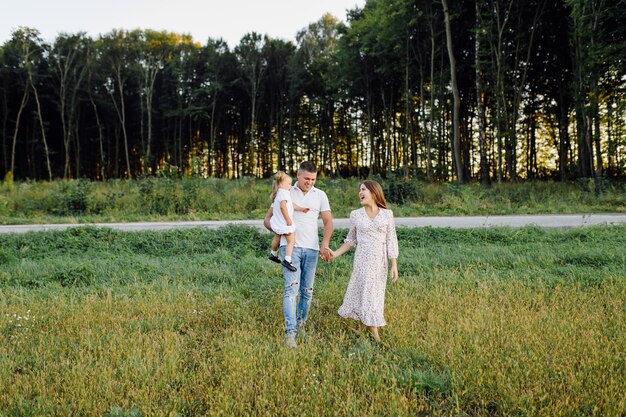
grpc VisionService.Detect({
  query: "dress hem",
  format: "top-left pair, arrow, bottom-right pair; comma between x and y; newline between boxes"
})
338,308 -> 387,327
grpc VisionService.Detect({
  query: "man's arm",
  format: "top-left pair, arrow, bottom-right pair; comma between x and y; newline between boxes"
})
263,207 -> 273,232
320,210 -> 333,260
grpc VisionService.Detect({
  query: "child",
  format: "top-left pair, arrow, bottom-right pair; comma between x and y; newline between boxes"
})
268,171 -> 308,272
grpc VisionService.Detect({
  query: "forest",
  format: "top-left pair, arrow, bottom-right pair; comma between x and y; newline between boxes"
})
1,0 -> 625,183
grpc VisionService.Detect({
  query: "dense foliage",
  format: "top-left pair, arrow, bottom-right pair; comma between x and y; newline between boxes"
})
1,0 -> 625,182
0,177 -> 624,224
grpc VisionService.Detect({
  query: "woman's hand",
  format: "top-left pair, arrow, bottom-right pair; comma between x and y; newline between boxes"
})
390,264 -> 399,283
321,248 -> 335,262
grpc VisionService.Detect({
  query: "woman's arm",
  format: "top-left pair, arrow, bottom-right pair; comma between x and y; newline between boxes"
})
330,242 -> 353,259
386,210 -> 399,282
390,258 -> 398,283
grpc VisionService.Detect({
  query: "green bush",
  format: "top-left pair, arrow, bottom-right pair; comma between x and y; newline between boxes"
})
50,263 -> 97,287
0,194 -> 9,218
0,177 -> 624,223
54,180 -> 91,215
3,171 -> 14,191
576,177 -> 612,195
381,174 -> 421,205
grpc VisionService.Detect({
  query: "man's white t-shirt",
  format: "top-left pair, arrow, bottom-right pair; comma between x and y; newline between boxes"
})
279,184 -> 331,250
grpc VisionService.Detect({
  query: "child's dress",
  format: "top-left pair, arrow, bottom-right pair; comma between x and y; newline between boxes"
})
270,188 -> 296,235
337,207 -> 399,327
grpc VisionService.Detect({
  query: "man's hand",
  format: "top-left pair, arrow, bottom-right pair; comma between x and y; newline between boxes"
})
320,246 -> 332,262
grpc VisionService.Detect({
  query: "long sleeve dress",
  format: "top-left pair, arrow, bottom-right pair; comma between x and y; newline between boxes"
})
337,207 -> 399,327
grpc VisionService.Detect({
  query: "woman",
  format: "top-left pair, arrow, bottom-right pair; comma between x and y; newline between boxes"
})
329,180 -> 399,342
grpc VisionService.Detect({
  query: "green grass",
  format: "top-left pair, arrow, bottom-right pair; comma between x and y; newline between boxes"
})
1,225 -> 625,415
0,177 -> 624,224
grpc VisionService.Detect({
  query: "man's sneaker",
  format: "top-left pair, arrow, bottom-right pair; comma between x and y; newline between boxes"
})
268,254 -> 281,264
286,333 -> 297,348
282,260 -> 297,272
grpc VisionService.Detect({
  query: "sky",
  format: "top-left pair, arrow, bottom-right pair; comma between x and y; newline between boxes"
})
0,0 -> 366,48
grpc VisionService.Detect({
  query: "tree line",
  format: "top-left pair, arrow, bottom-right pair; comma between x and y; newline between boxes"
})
1,0 -> 625,183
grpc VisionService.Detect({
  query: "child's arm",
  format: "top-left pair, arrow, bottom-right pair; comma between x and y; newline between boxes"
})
293,203 -> 310,213
280,200 -> 293,225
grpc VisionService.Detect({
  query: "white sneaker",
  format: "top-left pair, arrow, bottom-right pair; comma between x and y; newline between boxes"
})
286,333 -> 297,348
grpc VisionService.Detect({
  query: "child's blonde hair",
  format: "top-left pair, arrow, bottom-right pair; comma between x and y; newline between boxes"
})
271,170 -> 291,202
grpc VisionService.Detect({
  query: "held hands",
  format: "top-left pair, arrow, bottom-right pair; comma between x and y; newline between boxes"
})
320,246 -> 333,262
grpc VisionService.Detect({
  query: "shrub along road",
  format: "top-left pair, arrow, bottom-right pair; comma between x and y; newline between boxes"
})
1,213 -> 625,234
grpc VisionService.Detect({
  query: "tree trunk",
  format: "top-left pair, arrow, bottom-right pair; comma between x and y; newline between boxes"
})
209,92 -> 218,176
557,82 -> 570,181
591,84 -> 602,178
59,79 -> 70,178
28,72 -> 53,180
55,42 -> 85,179
475,0 -> 490,185
441,0 -> 463,183
74,110 -> 81,178
89,90 -> 106,180
404,33 -> 411,176
10,86 -> 30,175
109,65 -> 131,178
1,88 -> 8,176
427,22 -> 436,181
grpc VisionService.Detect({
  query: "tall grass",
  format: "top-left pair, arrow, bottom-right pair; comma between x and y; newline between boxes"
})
0,177 -> 624,224
1,225 -> 624,415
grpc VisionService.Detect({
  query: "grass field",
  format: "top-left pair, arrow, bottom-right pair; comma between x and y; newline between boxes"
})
1,177 -> 624,224
1,225 -> 624,416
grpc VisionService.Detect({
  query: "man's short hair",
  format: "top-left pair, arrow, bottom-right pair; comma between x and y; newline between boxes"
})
298,161 -> 317,174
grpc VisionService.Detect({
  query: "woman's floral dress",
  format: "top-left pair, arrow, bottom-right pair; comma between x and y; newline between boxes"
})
337,207 -> 399,327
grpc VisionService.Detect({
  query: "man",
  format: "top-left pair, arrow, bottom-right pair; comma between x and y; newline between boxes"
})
264,161 -> 333,348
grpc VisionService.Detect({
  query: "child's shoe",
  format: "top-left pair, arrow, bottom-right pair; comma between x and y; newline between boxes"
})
268,254 -> 281,264
281,260 -> 297,272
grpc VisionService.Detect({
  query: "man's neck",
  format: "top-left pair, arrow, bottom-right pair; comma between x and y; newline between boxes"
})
295,183 -> 312,195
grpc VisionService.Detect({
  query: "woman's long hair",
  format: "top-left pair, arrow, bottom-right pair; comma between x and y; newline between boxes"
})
362,180 -> 388,209
271,171 -> 291,202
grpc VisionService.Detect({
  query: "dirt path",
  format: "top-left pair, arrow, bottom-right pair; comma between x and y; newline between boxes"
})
1,214 -> 625,234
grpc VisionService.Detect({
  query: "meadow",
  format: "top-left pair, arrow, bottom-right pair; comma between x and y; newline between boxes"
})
0,176 -> 624,224
1,225 -> 625,416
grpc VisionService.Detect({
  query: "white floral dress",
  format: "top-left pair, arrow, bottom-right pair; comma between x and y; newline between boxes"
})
337,207 -> 399,327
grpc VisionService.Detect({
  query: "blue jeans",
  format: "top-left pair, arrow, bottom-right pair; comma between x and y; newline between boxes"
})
280,246 -> 319,335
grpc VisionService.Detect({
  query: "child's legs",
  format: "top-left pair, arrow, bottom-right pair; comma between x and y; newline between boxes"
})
284,233 -> 295,257
271,234 -> 281,252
